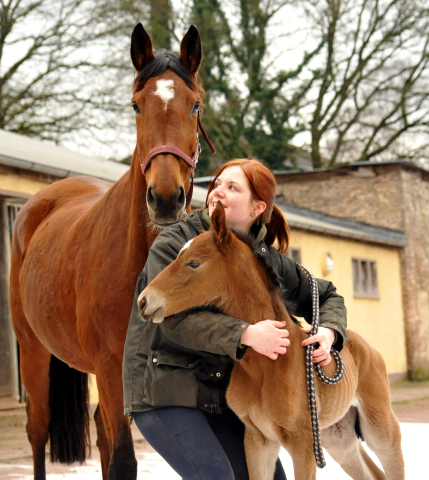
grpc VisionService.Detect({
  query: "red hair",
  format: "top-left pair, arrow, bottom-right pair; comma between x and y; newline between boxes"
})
205,159 -> 290,253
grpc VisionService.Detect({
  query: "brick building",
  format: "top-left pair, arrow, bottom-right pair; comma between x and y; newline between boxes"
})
275,161 -> 429,379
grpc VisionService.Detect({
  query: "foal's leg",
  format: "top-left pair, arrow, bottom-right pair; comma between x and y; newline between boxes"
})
357,401 -> 405,479
355,359 -> 405,479
322,407 -> 387,480
95,357 -> 137,480
243,421 -> 280,480
94,403 -> 111,480
284,433 -> 317,480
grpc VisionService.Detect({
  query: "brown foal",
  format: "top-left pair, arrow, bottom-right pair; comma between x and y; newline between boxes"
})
138,203 -> 405,480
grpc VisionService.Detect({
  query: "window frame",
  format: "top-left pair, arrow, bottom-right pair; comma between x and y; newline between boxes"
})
352,257 -> 379,299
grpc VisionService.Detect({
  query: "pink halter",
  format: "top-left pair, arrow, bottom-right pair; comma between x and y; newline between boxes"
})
136,112 -> 216,208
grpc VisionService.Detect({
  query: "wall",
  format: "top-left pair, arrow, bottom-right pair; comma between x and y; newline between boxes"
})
277,167 -> 405,231
399,170 -> 429,378
276,164 -> 429,379
288,227 -> 407,378
0,172 -> 49,196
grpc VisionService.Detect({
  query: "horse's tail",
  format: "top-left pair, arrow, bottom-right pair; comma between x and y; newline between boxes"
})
49,355 -> 91,464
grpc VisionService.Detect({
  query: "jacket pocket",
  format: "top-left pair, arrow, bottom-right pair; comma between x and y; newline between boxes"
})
143,350 -> 201,408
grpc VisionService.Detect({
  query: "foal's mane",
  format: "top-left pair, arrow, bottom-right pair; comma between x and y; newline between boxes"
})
231,229 -> 299,324
133,50 -> 204,98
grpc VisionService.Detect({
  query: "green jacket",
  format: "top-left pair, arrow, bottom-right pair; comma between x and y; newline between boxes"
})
122,210 -> 347,416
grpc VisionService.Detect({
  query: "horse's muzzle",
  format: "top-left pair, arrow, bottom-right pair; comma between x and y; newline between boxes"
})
138,290 -> 165,323
146,185 -> 186,226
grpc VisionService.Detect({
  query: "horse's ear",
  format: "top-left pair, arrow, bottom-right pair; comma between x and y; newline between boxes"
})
131,23 -> 155,72
179,25 -> 202,75
211,202 -> 232,254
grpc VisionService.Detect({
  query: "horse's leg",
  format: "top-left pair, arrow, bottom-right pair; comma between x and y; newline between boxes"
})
355,363 -> 405,479
243,425 -> 280,480
20,342 -> 52,480
95,358 -> 137,480
322,407 -> 387,480
356,403 -> 404,479
94,403 -> 111,480
282,430 -> 317,480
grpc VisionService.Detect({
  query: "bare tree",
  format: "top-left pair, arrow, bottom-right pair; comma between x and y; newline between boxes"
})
299,0 -> 429,168
0,0 -> 148,157
181,0 -> 322,173
147,0 -> 172,49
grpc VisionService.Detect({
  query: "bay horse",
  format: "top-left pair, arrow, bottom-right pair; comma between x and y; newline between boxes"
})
10,24 -> 207,480
138,202 -> 405,480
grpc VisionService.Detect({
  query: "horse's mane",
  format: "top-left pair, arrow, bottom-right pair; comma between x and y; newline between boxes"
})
133,50 -> 204,98
231,229 -> 299,324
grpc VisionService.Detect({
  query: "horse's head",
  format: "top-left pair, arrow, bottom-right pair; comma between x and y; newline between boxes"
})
138,203 -> 275,323
131,24 -> 204,226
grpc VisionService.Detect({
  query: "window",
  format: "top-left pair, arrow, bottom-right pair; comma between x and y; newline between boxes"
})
8,205 -> 21,241
287,247 -> 302,264
352,258 -> 379,298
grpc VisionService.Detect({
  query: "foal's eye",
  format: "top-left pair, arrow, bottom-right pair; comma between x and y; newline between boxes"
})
132,102 -> 140,114
191,102 -> 201,114
187,261 -> 201,269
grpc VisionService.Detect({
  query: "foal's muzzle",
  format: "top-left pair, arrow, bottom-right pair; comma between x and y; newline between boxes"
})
138,290 -> 165,323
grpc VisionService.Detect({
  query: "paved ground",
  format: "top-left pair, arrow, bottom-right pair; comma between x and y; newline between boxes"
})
0,380 -> 428,479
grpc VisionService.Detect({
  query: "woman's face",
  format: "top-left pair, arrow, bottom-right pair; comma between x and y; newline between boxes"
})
207,166 -> 266,232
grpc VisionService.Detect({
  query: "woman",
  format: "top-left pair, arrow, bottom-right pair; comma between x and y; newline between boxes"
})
122,159 -> 347,480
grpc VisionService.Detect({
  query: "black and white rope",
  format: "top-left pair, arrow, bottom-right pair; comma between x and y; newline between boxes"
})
299,264 -> 345,469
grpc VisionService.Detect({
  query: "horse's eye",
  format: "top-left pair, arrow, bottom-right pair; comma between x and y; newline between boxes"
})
191,103 -> 200,114
187,261 -> 200,269
132,102 -> 140,114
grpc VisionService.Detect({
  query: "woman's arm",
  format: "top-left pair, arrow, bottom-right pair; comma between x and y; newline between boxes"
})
131,225 -> 250,360
131,225 -> 288,360
277,253 -> 347,365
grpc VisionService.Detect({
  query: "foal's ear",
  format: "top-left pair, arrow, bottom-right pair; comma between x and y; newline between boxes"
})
131,23 -> 155,72
179,25 -> 202,75
211,202 -> 232,254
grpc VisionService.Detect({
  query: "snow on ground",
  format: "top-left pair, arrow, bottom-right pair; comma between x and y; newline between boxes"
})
279,423 -> 425,479
4,423 -> 425,479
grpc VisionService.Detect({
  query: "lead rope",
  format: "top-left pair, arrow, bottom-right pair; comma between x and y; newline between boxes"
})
298,264 -> 345,469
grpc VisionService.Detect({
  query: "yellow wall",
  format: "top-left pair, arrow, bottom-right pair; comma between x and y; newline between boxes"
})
0,172 -> 49,195
289,228 -> 407,377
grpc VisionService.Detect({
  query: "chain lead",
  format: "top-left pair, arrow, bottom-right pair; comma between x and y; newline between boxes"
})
298,264 -> 345,469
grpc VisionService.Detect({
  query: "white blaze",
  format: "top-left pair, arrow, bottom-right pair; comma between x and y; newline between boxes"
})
179,239 -> 194,254
154,79 -> 175,111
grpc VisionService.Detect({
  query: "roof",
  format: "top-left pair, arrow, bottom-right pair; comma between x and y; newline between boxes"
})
278,201 -> 406,247
189,183 -> 406,247
0,129 -> 129,182
273,160 -> 429,180
189,185 -> 207,207
0,129 -> 209,204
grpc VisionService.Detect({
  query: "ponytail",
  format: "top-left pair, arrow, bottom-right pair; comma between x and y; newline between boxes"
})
264,204 -> 289,254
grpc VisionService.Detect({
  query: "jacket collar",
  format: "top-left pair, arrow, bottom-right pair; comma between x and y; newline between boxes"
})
199,208 -> 267,243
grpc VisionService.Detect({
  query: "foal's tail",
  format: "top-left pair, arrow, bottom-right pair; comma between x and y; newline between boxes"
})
49,355 -> 91,464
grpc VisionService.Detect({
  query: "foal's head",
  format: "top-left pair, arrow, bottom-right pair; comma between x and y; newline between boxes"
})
138,203 -> 287,324
130,24 -> 203,226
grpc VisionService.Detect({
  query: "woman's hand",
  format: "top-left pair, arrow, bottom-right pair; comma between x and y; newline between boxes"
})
300,326 -> 335,366
241,320 -> 290,360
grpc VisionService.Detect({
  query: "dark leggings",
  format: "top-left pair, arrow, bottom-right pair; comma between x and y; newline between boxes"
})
133,406 -> 286,480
